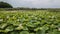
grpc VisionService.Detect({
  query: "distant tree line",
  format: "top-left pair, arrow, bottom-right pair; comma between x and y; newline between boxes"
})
0,1 -> 60,12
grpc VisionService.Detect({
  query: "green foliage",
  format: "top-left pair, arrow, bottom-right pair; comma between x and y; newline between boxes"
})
20,31 -> 29,34
0,2 -> 13,8
0,10 -> 60,34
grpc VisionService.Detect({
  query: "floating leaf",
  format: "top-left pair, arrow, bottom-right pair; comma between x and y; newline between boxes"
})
20,31 -> 29,34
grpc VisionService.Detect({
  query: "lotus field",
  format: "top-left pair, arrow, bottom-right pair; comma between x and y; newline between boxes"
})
0,10 -> 60,34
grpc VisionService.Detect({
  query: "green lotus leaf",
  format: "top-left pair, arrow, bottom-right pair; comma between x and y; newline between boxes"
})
0,23 -> 7,29
30,33 -> 35,34
10,31 -> 19,34
26,22 -> 35,27
20,31 -> 29,34
5,25 -> 14,32
48,29 -> 58,34
15,24 -> 24,30
23,26 -> 28,31
36,30 -> 45,34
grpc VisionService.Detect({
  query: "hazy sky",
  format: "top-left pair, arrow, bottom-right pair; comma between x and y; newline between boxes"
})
0,0 -> 60,8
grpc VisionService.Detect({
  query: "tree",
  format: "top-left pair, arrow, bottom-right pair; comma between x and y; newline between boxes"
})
0,2 -> 13,8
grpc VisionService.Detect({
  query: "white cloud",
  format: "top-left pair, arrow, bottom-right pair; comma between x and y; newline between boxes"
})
0,0 -> 60,8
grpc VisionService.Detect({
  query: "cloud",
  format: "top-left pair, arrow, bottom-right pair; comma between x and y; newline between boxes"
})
0,0 -> 60,8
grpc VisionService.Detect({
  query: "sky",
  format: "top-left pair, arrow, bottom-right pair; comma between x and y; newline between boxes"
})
0,0 -> 60,8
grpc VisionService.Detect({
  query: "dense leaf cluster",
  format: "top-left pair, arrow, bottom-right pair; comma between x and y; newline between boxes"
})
0,11 -> 60,34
